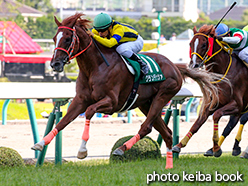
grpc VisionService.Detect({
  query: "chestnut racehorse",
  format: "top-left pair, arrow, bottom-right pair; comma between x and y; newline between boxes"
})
31,14 -> 220,168
172,24 -> 248,157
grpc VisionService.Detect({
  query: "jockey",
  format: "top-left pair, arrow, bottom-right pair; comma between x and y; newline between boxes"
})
215,23 -> 248,64
86,12 -> 149,78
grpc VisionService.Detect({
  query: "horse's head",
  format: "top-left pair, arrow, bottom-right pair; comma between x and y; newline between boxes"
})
189,25 -> 216,69
51,13 -> 91,72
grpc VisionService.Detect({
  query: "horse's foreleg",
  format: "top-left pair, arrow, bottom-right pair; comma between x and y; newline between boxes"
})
172,112 -> 209,153
77,96 -> 114,159
31,97 -> 87,151
211,102 -> 239,157
77,119 -> 90,159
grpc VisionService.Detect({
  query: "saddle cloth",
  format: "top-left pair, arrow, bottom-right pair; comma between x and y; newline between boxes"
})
122,54 -> 166,83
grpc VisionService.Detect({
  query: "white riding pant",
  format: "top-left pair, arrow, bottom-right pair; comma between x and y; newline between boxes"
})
116,35 -> 144,58
237,46 -> 248,63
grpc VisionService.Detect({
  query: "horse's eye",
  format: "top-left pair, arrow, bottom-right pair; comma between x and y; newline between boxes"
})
202,43 -> 207,49
65,37 -> 71,43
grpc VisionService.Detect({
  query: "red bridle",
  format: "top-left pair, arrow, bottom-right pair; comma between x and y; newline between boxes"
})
54,26 -> 92,62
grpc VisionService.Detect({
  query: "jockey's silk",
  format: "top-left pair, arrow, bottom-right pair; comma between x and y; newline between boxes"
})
228,28 -> 248,50
92,20 -> 139,48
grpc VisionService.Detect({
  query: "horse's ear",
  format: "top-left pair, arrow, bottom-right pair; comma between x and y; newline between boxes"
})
209,25 -> 215,37
206,26 -> 213,36
54,16 -> 62,27
193,26 -> 197,34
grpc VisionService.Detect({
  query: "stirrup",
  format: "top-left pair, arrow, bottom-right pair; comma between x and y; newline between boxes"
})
141,65 -> 149,75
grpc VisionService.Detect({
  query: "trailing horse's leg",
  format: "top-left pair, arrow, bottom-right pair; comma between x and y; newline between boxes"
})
139,104 -> 173,169
211,102 -> 239,157
240,146 -> 248,159
172,112 -> 209,153
31,97 -> 87,151
204,115 -> 240,157
232,113 -> 248,156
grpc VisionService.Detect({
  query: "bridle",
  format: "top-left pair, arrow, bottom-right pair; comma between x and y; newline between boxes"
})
190,32 -> 233,84
190,33 -> 221,67
54,26 -> 92,63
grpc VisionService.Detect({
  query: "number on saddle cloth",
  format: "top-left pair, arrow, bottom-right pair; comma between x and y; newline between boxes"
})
123,54 -> 166,84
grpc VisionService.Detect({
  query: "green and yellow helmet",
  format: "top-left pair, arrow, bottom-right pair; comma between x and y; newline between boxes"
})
93,13 -> 112,31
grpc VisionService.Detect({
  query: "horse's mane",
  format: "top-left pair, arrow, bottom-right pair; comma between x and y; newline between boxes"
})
198,24 -> 216,36
61,13 -> 92,29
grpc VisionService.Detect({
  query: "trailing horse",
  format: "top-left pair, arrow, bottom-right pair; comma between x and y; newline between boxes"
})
172,24 -> 248,157
31,14 -> 220,168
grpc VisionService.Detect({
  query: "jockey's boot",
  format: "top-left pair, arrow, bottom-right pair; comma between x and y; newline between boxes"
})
129,53 -> 149,79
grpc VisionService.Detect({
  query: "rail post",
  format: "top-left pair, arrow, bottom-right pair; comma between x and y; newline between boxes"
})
26,99 -> 40,158
36,99 -> 69,166
172,102 -> 180,158
55,108 -> 63,165
2,99 -> 10,125
36,110 -> 56,166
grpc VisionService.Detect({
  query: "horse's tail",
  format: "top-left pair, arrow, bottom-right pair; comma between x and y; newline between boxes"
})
176,65 -> 222,115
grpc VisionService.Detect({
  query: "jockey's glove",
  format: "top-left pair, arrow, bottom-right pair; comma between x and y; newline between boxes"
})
217,37 -> 223,41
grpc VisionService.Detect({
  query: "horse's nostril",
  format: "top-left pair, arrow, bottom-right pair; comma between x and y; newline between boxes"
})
51,62 -> 61,68
54,62 -> 61,67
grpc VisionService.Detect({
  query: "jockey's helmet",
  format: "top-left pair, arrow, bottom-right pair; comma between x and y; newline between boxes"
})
93,13 -> 112,31
215,23 -> 230,37
243,25 -> 248,32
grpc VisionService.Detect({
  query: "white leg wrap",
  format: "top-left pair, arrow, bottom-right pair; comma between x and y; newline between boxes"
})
78,140 -> 87,152
167,147 -> 172,152
39,140 -> 45,146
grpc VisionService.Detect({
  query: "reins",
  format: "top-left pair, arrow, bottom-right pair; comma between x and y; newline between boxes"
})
91,38 -> 110,66
191,33 -> 232,84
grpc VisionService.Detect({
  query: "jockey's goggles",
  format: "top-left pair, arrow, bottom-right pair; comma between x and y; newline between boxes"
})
95,27 -> 109,33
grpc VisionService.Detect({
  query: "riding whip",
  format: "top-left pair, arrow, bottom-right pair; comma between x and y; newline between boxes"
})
215,2 -> 237,28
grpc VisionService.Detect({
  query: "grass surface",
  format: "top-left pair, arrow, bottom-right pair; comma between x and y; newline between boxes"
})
0,153 -> 247,186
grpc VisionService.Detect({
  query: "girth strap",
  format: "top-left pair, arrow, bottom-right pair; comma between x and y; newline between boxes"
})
118,78 -> 140,112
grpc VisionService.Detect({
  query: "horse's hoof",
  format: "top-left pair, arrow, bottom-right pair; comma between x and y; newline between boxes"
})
172,146 -> 181,153
204,148 -> 213,157
213,148 -> 222,158
112,148 -> 124,156
77,151 -> 88,159
232,147 -> 241,156
240,152 -> 248,159
31,143 -> 43,151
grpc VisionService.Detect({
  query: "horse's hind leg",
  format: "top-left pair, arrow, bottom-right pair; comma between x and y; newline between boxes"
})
139,104 -> 174,169
113,88 -> 176,168
240,146 -> 248,159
